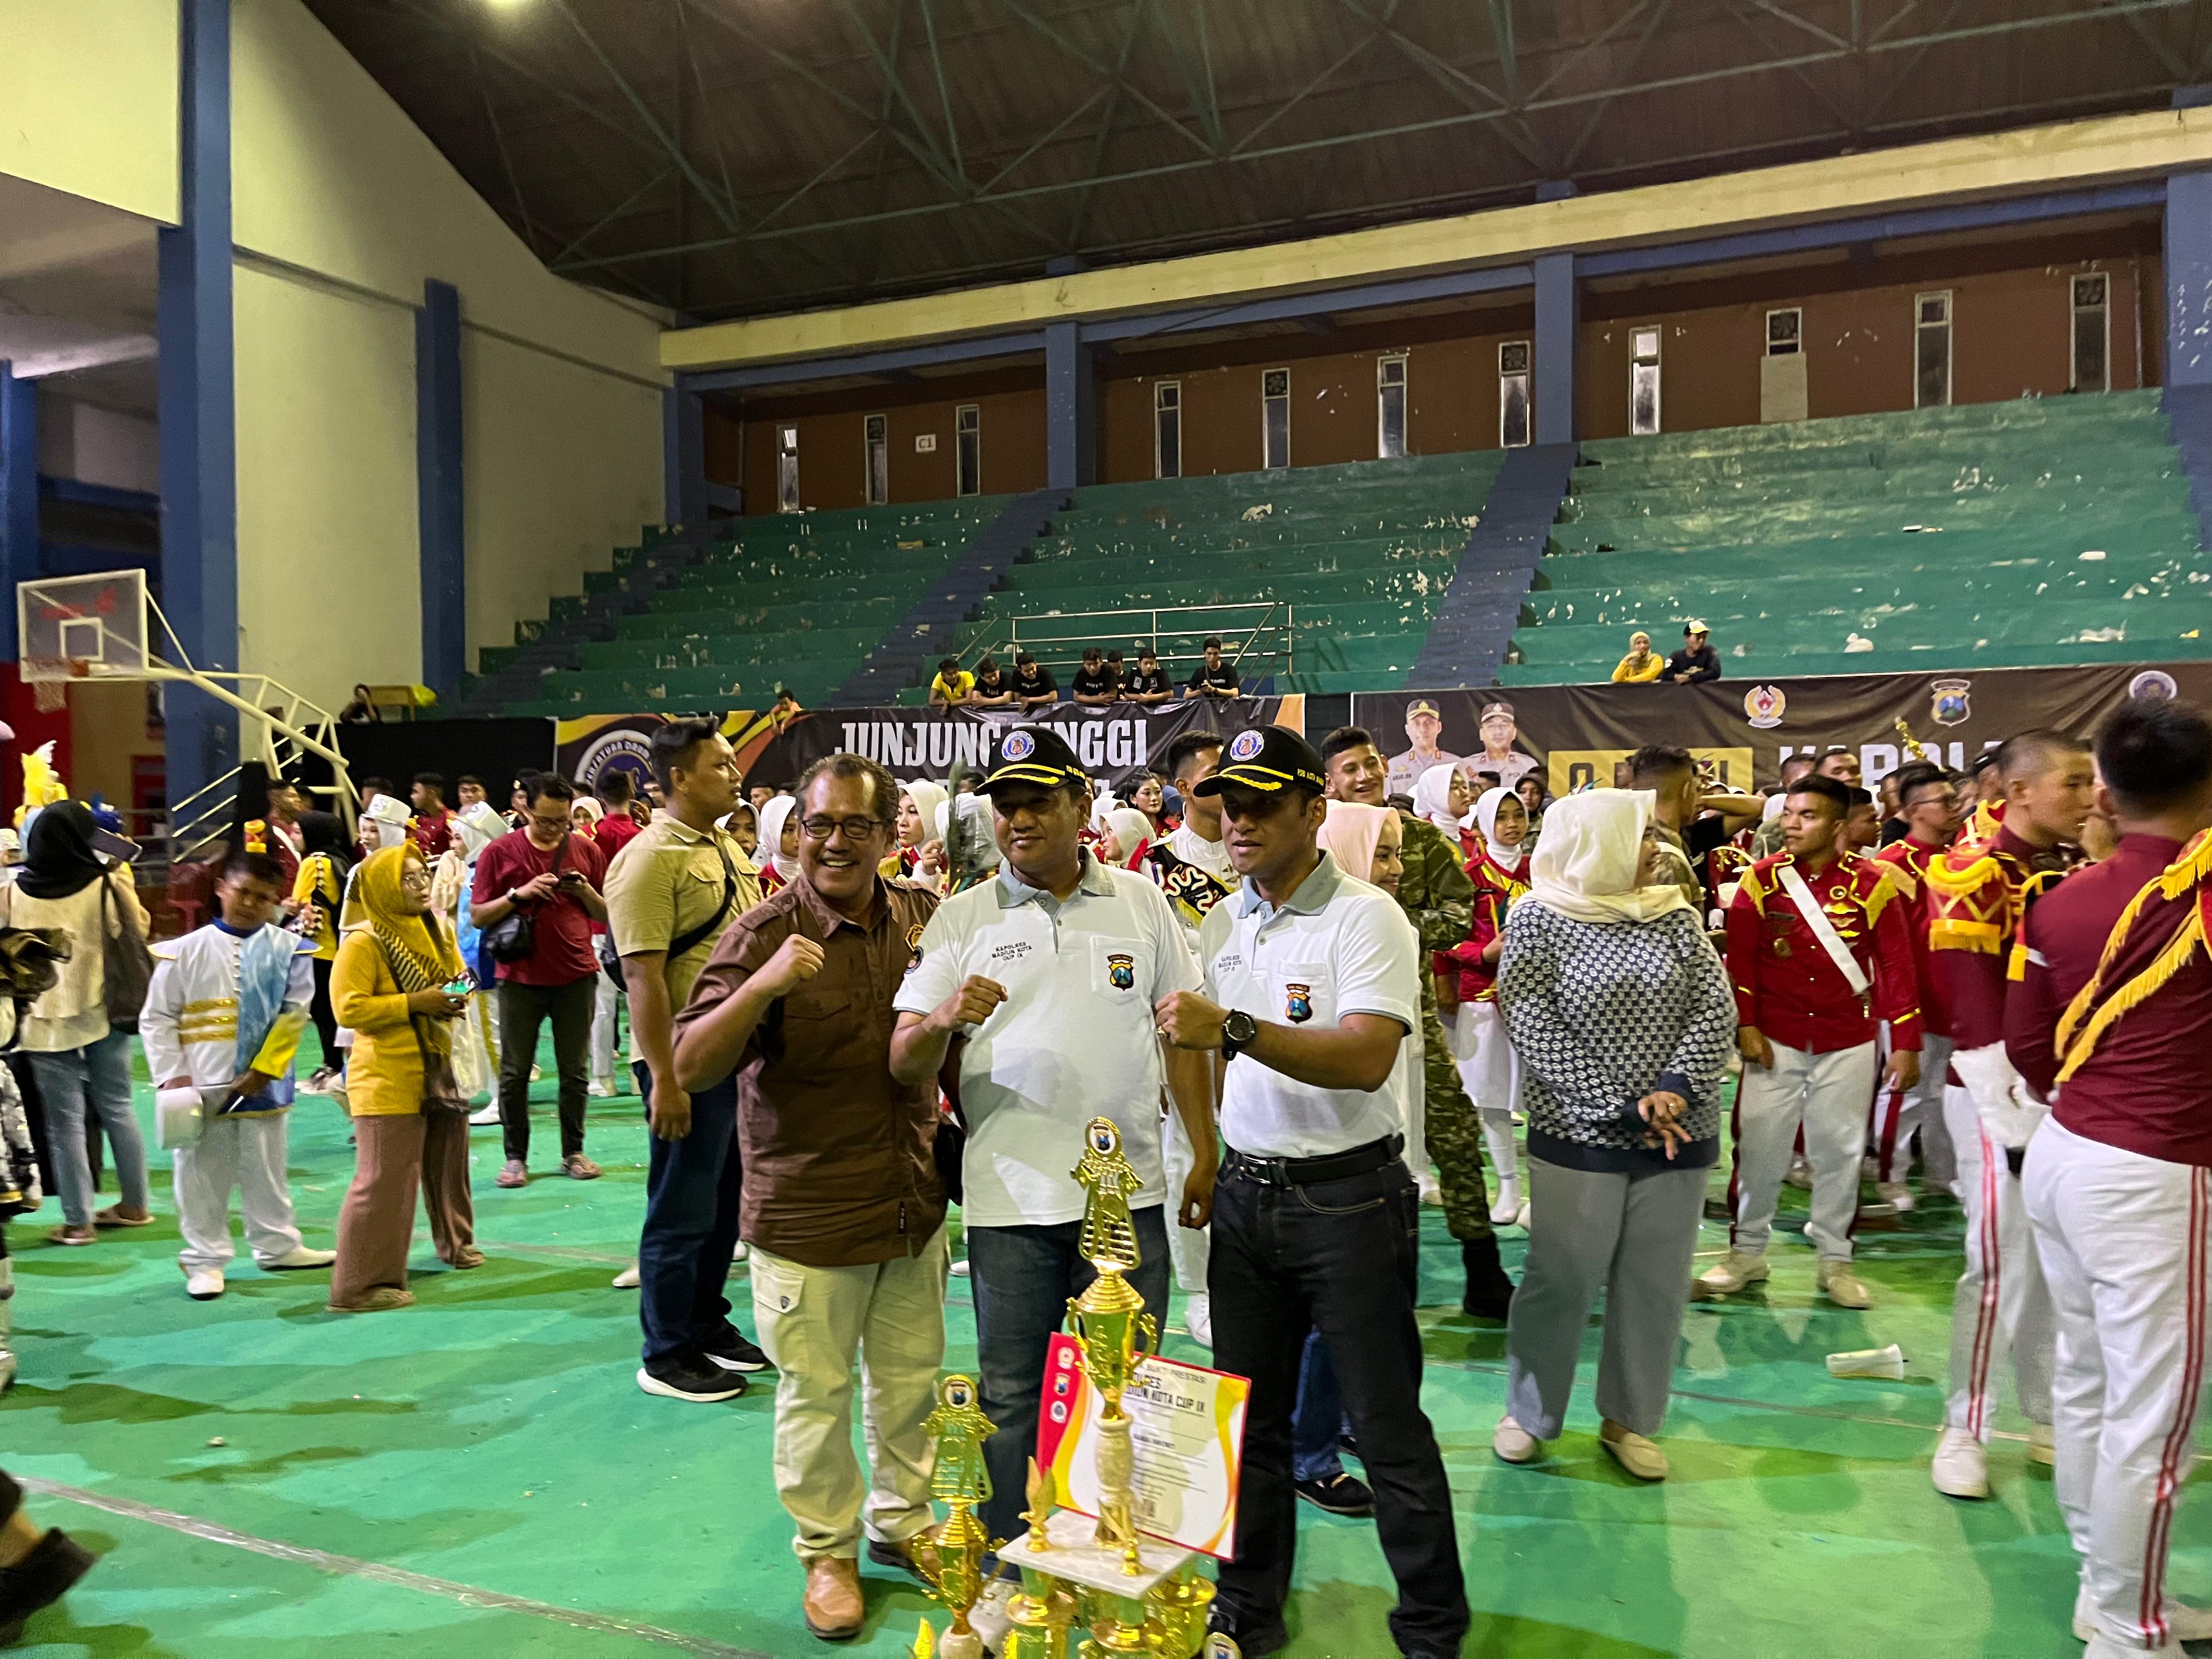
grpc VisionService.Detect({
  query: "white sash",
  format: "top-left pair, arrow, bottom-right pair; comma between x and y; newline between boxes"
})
1775,862 -> 1871,998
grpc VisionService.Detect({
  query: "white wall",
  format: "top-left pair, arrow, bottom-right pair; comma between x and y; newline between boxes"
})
34,393 -> 160,494
0,0 -> 179,225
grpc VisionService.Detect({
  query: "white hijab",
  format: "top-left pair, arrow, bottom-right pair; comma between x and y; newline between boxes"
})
1524,789 -> 1693,926
902,781 -> 949,847
362,792 -> 412,850
1472,786 -> 1526,871
1103,807 -> 1152,866
1412,762 -> 1464,840
757,794 -> 801,883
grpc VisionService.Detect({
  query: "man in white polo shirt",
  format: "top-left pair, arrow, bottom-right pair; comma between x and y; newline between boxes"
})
889,725 -> 1217,1562
1155,725 -> 1468,1659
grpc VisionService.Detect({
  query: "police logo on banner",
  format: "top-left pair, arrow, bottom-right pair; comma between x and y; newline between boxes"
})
1105,951 -> 1135,990
1001,729 -> 1036,761
2130,669 -> 2180,702
1229,729 -> 1266,760
1742,685 -> 1788,730
1284,982 -> 1314,1023
1930,678 -> 1972,727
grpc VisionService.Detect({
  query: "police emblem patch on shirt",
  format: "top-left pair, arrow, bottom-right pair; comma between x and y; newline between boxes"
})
1284,981 -> 1313,1023
907,923 -> 926,973
1106,951 -> 1135,990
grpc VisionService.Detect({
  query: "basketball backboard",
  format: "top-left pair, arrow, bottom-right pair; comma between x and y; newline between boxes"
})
18,571 -> 151,681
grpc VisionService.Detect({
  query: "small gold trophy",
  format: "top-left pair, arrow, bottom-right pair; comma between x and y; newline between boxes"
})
1065,1118 -> 1158,1576
918,1374 -> 996,1659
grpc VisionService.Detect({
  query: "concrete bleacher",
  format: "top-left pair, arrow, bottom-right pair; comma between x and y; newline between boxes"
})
896,450 -> 1506,703
1503,390 -> 2212,685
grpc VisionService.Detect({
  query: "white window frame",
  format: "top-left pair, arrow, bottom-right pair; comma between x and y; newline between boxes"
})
776,424 -> 800,514
1261,367 -> 1291,470
1376,354 -> 1408,459
1914,290 -> 1953,409
1154,380 -> 1182,479
863,413 -> 889,505
1498,341 -> 1531,449
1765,307 -> 1803,356
1629,326 -> 1662,437
2071,273 -> 2109,394
955,404 -> 980,498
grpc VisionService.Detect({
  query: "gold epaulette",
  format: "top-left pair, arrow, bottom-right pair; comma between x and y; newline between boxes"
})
1924,845 -> 2002,898
1860,857 -> 1901,926
2053,832 -> 2212,1080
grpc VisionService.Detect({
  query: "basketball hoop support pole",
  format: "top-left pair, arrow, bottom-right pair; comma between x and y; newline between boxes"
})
138,665 -> 349,775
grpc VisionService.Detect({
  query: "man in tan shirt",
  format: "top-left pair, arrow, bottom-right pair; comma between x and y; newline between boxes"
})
604,719 -> 764,1403
673,752 -> 944,1644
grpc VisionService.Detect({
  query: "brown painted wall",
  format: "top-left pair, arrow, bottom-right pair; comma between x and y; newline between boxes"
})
727,374 -> 1046,514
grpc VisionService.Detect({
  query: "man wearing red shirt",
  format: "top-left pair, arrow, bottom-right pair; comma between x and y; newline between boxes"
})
1923,730 -> 2089,1501
589,771 -> 648,1098
2011,700 -> 2212,1658
1704,775 -> 1920,1310
470,775 -> 610,1188
409,773 -> 456,861
1870,763 -> 1963,1204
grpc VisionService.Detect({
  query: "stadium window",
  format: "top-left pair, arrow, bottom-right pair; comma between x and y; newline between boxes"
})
1377,355 -> 1408,459
864,414 -> 889,505
1262,368 -> 1290,469
1154,381 -> 1182,479
776,424 -> 800,514
1765,308 -> 1802,356
1498,341 -> 1531,449
955,404 -> 980,497
1914,291 -> 1952,409
2072,274 -> 2109,393
1629,328 -> 1662,437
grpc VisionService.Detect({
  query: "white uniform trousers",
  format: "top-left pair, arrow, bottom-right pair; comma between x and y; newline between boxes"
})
1942,1084 -> 2054,1437
749,1226 -> 951,1562
172,1114 -> 305,1272
1161,1096 -> 1211,1294
1730,1039 -> 1877,1261
2026,1116 -> 2210,1651
1452,1000 -> 1522,1200
590,970 -> 623,1087
1872,1029 -> 1951,1185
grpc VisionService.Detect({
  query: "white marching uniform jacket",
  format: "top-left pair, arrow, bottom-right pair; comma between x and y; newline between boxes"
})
140,923 -> 316,1114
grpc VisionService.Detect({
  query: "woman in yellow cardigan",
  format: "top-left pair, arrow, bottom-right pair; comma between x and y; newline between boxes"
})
328,845 -> 480,1311
1611,631 -> 1664,683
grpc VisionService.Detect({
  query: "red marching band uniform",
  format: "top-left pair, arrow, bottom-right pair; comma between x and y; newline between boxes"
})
1870,833 -> 1956,1192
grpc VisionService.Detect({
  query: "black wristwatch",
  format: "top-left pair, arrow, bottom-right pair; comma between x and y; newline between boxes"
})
1221,1009 -> 1259,1062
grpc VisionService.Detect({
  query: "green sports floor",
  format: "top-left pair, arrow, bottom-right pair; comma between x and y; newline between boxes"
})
3,1052 -> 2206,1659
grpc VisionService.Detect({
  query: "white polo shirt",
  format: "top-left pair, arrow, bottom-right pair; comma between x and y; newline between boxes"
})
1198,852 -> 1419,1159
895,850 -> 1201,1228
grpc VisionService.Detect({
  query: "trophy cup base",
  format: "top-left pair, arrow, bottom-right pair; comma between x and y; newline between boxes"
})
998,1508 -> 1194,1598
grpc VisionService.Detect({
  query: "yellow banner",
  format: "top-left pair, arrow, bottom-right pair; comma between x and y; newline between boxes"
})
1545,747 -> 1757,798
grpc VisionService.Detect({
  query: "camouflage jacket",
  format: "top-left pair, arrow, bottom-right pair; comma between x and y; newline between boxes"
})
1397,816 -> 1475,955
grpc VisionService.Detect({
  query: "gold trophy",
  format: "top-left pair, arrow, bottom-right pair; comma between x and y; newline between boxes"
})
1065,1118 -> 1158,1577
917,1374 -> 996,1659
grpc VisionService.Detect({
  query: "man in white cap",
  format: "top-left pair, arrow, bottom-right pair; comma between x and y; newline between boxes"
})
1385,699 -> 1461,799
1662,623 -> 1723,684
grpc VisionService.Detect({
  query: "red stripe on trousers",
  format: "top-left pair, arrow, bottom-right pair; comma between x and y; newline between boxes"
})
2141,1167 -> 2209,1647
1966,1127 -> 2002,1440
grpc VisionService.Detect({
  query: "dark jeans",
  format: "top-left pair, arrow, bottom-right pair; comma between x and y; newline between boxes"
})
309,956 -> 341,1069
495,975 -> 595,1163
968,1205 -> 1172,1546
1291,1330 -> 1349,1483
635,1063 -> 747,1369
1210,1154 -> 1467,1658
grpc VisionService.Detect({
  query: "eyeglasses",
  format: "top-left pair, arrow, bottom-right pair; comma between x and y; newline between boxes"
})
800,815 -> 890,842
397,866 -> 432,889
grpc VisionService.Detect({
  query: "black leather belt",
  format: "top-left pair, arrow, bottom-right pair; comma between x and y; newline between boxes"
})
1224,1135 -> 1403,1189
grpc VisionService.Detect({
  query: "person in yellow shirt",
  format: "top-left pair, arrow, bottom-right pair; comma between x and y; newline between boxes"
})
289,811 -> 351,1093
928,656 -> 974,708
1612,631 -> 1664,684
327,845 -> 479,1311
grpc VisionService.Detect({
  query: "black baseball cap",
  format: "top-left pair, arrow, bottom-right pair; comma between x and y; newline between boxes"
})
980,726 -> 1087,793
1193,726 -> 1327,797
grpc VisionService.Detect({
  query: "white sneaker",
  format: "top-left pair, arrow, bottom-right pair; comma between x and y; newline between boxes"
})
263,1246 -> 336,1270
1184,1294 -> 1213,1350
2074,1592 -> 2212,1643
1489,1181 -> 1522,1227
185,1267 -> 225,1300
1860,1155 -> 1881,1183
301,1067 -> 335,1097
1875,1180 -> 1915,1213
2083,1632 -> 2180,1657
1817,1260 -> 1873,1308
529,1064 -> 543,1082
1515,1199 -> 1531,1230
612,1262 -> 640,1289
588,1079 -> 617,1099
967,1577 -> 1018,1652
469,1104 -> 500,1125
731,1241 -> 749,1263
1417,1170 -> 1444,1206
2027,1420 -> 2055,1465
1493,1414 -> 1541,1464
950,1259 -> 970,1279
1695,1250 -> 1770,1297
1931,1426 -> 1989,1499
1784,1155 -> 1814,1190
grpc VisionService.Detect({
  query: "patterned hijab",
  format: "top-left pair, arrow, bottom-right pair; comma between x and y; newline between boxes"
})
341,846 -> 464,992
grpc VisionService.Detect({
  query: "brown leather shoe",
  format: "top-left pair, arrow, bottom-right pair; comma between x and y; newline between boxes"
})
864,1526 -> 940,1585
802,1555 -> 864,1641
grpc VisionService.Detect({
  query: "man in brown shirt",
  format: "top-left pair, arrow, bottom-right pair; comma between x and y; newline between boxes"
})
673,753 -> 944,1644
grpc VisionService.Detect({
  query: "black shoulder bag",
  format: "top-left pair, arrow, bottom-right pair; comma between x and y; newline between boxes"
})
483,835 -> 565,964
603,836 -> 742,989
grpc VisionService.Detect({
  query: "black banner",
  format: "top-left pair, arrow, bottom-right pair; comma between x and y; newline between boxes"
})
1352,663 -> 2212,797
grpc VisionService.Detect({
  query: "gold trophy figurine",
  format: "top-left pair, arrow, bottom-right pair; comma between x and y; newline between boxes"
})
918,1374 -> 998,1659
1895,716 -> 1931,763
1065,1118 -> 1159,1577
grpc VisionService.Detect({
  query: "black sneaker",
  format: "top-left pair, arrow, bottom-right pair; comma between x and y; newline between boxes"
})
1294,1471 -> 1375,1516
0,1528 -> 96,1645
1208,1606 -> 1289,1658
635,1356 -> 747,1402
1461,1234 -> 1516,1322
699,1327 -> 771,1373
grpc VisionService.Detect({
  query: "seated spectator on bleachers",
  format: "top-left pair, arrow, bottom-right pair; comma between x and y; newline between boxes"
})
967,657 -> 1015,708
1104,650 -> 1128,695
1660,622 -> 1722,685
1184,637 -> 1241,700
1124,646 -> 1172,706
1011,651 -> 1058,710
1071,648 -> 1118,707
769,689 -> 803,732
929,657 -> 974,709
1612,631 -> 1664,684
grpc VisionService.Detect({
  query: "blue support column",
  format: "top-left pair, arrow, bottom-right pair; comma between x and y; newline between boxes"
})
662,385 -> 706,529
1045,321 -> 1096,492
0,368 -> 34,660
1533,251 -> 1578,447
157,0 -> 237,805
2167,169 -> 2212,389
416,279 -> 465,693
